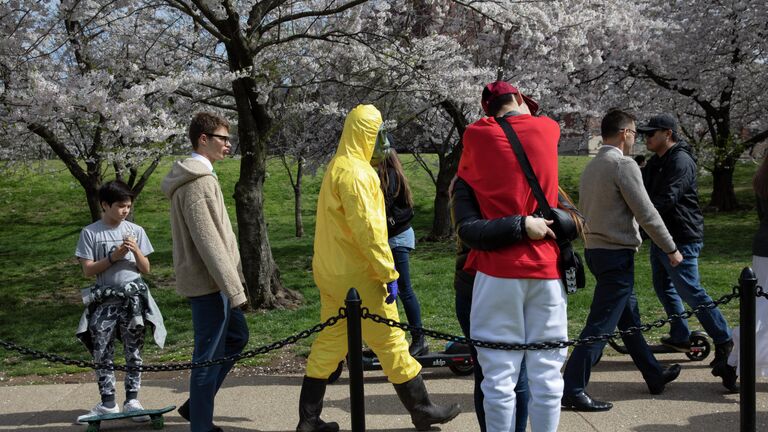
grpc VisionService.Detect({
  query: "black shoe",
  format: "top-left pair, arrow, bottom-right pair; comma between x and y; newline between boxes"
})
178,400 -> 223,431
711,340 -> 739,393
561,392 -> 613,412
647,364 -> 682,395
712,363 -> 739,393
660,335 -> 691,353
178,400 -> 190,421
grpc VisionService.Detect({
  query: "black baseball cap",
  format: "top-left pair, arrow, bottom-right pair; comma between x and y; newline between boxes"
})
637,113 -> 678,134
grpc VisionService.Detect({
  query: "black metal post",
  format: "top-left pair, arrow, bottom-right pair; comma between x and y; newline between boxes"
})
346,288 -> 365,432
739,267 -> 757,432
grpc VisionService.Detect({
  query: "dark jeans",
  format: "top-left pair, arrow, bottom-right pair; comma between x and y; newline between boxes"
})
456,285 -> 529,432
650,242 -> 732,344
189,292 -> 249,432
392,246 -> 423,331
563,249 -> 664,396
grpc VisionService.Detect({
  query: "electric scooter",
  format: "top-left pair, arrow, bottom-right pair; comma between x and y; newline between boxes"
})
606,330 -> 712,361
327,341 -> 474,384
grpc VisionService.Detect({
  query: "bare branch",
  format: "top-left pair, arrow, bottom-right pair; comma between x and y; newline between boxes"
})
258,0 -> 368,36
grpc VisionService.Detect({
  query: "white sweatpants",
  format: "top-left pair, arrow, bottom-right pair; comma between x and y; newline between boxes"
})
471,272 -> 568,432
729,255 -> 768,377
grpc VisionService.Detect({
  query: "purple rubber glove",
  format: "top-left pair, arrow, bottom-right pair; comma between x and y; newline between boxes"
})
385,280 -> 399,304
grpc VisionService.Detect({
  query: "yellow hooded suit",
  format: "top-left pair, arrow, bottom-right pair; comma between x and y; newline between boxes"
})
306,105 -> 421,384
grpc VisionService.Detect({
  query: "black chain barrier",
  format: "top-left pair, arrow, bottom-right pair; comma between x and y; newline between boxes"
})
0,283 -> 764,371
757,285 -> 768,301
0,308 -> 346,372
362,285 -> 746,351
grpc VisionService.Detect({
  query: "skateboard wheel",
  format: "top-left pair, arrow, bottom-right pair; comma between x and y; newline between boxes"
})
151,416 -> 164,429
86,423 -> 100,432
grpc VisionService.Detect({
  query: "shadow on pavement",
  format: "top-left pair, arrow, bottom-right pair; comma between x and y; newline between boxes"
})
632,411 -> 768,431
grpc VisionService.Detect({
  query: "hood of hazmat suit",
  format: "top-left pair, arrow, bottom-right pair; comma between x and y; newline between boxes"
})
312,104 -> 399,285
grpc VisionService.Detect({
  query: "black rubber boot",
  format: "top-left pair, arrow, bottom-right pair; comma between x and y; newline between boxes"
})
711,340 -> 739,393
393,374 -> 460,431
408,333 -> 429,357
296,376 -> 340,432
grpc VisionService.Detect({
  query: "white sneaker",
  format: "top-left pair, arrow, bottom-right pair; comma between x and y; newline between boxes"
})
76,402 -> 120,424
123,399 -> 151,422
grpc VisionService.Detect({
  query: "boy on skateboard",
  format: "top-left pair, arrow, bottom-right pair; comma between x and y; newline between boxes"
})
74,180 -> 166,424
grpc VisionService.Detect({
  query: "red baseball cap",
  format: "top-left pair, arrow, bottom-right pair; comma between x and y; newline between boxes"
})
481,81 -> 539,115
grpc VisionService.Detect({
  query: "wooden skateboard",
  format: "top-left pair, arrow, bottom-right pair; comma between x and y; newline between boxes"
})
80,405 -> 175,431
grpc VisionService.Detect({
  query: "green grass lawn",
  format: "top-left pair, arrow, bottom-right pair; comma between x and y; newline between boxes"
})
0,155 -> 758,378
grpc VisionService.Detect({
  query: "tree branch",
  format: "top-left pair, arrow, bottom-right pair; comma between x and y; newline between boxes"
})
27,123 -> 89,185
258,0 -> 368,36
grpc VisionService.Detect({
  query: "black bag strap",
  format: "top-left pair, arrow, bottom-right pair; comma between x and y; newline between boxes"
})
495,117 -> 553,218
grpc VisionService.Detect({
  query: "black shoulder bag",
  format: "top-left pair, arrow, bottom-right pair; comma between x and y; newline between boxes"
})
495,117 -> 586,294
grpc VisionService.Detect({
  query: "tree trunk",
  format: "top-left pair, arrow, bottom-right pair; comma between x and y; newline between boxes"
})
426,100 -> 466,240
429,169 -> 454,239
294,157 -> 305,238
231,75 -> 302,309
709,159 -> 738,211
84,182 -> 102,222
427,137 -> 463,240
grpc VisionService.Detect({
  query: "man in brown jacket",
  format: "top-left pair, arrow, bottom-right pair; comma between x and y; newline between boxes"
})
161,112 -> 249,432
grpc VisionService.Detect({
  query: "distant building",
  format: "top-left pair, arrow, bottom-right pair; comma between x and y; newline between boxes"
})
555,112 -> 649,157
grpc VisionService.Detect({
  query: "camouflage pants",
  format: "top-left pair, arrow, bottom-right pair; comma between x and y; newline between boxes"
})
89,303 -> 145,398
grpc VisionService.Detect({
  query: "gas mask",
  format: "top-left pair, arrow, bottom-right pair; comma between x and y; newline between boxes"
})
370,126 -> 392,166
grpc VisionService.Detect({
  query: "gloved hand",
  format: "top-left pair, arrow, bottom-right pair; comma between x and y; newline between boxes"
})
385,280 -> 399,304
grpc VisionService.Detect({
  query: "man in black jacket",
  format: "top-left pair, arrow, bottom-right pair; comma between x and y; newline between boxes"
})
640,113 -> 738,392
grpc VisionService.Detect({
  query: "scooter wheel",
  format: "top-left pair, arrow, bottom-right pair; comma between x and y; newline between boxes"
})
327,360 -> 344,384
686,333 -> 711,361
449,363 -> 474,376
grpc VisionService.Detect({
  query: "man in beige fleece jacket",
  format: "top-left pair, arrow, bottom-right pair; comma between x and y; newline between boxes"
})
561,109 -> 683,413
161,112 -> 249,432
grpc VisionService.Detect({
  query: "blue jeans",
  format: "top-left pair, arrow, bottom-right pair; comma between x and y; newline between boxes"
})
650,242 -> 732,345
392,246 -> 423,331
563,249 -> 665,396
189,293 -> 249,432
456,283 -> 529,432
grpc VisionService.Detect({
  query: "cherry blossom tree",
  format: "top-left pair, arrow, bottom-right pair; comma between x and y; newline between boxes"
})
622,0 -> 768,210
566,0 -> 768,210
160,0 -> 386,308
272,99 -> 346,238
342,0 -> 622,238
1,1 -> 190,221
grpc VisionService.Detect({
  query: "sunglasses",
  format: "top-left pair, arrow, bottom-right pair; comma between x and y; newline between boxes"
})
204,132 -> 231,143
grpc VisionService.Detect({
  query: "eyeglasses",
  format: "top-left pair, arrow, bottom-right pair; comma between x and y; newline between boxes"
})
620,128 -> 637,136
204,132 -> 231,143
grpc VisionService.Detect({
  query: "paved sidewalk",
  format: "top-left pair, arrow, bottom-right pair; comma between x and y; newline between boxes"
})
1,354 -> 767,431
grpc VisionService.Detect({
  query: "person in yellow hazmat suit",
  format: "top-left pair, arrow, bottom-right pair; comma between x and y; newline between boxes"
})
296,105 -> 460,432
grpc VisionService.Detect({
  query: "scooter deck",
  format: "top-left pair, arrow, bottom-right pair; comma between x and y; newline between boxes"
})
362,350 -> 473,370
